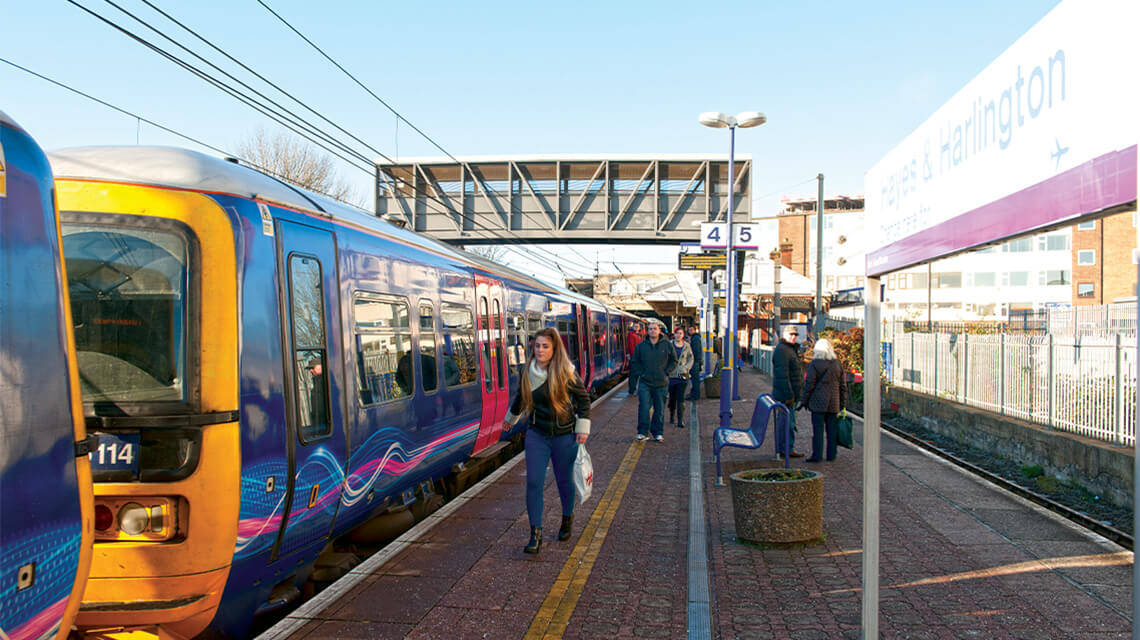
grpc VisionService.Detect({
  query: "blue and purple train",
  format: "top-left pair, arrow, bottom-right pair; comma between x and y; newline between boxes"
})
0,112 -> 93,640
47,145 -> 636,639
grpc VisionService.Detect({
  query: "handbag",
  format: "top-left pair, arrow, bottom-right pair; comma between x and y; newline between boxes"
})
837,409 -> 854,449
572,445 -> 594,503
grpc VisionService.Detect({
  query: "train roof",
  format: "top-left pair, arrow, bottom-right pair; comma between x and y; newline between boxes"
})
0,109 -> 26,133
47,145 -> 622,316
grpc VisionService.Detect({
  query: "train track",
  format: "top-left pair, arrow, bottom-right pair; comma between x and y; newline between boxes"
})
850,410 -> 1134,551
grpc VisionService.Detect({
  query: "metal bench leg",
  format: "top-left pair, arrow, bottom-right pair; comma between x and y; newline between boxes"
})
715,449 -> 724,486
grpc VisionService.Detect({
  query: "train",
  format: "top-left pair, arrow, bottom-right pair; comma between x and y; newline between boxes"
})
0,112 -> 94,640
45,145 -> 639,639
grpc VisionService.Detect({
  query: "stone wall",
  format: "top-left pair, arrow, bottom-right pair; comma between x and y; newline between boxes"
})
886,386 -> 1134,508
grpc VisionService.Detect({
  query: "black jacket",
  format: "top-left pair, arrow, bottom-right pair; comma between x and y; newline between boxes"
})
631,337 -> 677,388
802,358 -> 846,413
688,333 -> 702,373
771,340 -> 803,403
509,374 -> 590,437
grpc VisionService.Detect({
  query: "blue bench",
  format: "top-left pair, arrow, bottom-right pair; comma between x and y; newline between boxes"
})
712,393 -> 791,485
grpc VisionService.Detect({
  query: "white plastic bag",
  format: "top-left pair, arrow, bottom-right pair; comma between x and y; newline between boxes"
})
572,445 -> 594,504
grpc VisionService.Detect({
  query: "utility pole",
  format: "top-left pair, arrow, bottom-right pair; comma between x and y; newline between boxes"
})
771,249 -> 782,346
814,173 -> 825,335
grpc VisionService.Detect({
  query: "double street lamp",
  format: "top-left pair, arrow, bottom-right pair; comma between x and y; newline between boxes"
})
699,111 -> 766,428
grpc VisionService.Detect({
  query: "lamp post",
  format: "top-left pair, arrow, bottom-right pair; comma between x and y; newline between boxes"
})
699,110 -> 766,428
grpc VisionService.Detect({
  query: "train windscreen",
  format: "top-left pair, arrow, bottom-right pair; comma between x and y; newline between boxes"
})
62,222 -> 190,407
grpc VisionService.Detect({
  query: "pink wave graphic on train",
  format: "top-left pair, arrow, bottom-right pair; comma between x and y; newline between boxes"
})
4,597 -> 66,640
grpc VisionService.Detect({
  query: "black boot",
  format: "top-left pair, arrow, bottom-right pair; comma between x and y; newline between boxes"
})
524,527 -> 542,554
558,515 -> 573,541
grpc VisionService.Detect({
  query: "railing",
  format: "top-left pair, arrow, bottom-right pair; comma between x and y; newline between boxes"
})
889,331 -> 1138,447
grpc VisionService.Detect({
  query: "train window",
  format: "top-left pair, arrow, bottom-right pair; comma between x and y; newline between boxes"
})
353,293 -> 413,406
290,255 -> 330,441
527,313 -> 542,335
62,221 -> 192,407
493,299 -> 506,389
593,319 -> 604,370
480,297 -> 493,392
441,304 -> 476,386
419,301 -> 438,393
508,313 -> 526,374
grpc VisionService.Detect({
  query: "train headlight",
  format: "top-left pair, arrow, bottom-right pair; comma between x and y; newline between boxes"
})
93,496 -> 180,541
118,502 -> 150,535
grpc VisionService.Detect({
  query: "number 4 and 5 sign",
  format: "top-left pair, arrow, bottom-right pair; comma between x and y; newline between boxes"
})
700,222 -> 759,250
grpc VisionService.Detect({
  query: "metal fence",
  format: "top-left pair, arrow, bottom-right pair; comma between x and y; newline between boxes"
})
888,332 -> 1138,447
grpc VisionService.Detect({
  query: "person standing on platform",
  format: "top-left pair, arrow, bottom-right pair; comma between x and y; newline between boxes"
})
503,327 -> 590,555
799,338 -> 846,462
666,325 -> 694,428
772,326 -> 805,458
630,319 -> 676,442
687,324 -> 702,401
626,321 -> 643,394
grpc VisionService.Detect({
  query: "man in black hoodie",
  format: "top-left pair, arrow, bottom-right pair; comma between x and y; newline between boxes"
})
630,320 -> 676,443
771,326 -> 805,458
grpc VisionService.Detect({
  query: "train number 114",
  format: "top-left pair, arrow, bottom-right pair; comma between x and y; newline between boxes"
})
90,441 -> 135,466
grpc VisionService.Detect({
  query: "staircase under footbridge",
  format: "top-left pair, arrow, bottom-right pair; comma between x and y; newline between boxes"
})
374,155 -> 751,244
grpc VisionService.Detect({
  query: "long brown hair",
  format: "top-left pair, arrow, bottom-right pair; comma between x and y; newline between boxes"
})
519,327 -> 577,420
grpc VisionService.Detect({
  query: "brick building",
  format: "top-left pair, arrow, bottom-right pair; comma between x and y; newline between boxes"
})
1071,210 -> 1138,305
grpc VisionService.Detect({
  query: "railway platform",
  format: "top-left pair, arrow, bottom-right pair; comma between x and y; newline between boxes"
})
257,368 -> 1133,639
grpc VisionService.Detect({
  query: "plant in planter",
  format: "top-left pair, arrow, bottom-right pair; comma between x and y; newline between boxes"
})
729,468 -> 823,543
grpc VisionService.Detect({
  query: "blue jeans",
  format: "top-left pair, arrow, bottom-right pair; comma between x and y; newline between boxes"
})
637,384 -> 667,437
525,429 -> 578,529
775,400 -> 798,455
809,411 -> 839,461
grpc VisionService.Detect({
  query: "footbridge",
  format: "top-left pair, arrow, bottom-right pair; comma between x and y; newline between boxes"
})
374,155 -> 751,244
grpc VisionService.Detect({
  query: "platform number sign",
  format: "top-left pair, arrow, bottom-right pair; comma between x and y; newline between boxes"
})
700,222 -> 760,250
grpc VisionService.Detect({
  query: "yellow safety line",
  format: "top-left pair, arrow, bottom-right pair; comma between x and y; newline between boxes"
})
524,441 -> 645,640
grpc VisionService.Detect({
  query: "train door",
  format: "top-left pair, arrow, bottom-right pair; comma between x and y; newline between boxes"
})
272,220 -> 347,560
577,304 -> 593,388
473,274 -> 508,453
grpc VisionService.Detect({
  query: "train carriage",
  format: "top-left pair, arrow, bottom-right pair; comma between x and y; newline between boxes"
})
0,111 -> 93,640
50,146 -> 635,640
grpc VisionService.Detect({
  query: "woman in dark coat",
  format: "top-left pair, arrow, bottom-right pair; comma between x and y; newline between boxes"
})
503,327 -> 591,554
800,338 -> 846,462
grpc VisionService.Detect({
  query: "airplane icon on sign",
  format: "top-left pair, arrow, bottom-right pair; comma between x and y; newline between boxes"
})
1051,138 -> 1069,169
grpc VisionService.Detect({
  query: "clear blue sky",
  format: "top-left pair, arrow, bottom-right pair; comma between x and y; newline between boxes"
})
2,0 -> 1062,284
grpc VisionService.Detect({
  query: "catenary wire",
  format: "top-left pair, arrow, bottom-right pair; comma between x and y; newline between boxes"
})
252,0 -> 598,270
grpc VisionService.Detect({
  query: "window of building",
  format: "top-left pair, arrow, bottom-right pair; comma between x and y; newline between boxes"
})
1077,221 -> 1096,231
1077,283 -> 1095,298
935,272 -> 962,288
1039,234 -> 1070,251
1002,238 -> 1033,252
1003,271 -> 1029,287
970,272 -> 995,287
1078,250 -> 1096,265
1039,270 -> 1071,286
609,280 -> 633,296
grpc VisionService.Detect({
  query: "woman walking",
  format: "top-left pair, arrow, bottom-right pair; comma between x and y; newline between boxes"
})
799,338 -> 846,463
666,325 -> 694,428
503,327 -> 591,554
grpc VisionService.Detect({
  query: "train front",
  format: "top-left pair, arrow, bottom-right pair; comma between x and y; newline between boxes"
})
51,147 -> 241,640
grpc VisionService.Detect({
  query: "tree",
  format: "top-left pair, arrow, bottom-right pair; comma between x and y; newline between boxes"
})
236,128 -> 359,204
462,244 -> 509,265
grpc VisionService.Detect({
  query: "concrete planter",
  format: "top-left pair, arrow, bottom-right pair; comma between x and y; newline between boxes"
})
703,376 -> 721,398
729,468 -> 823,543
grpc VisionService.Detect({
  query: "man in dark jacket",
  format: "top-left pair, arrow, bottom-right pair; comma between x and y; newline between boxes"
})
687,324 -> 702,401
630,320 -> 676,442
771,326 -> 805,458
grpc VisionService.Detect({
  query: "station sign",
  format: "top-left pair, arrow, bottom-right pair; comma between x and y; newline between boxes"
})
699,222 -> 760,250
678,251 -> 726,271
